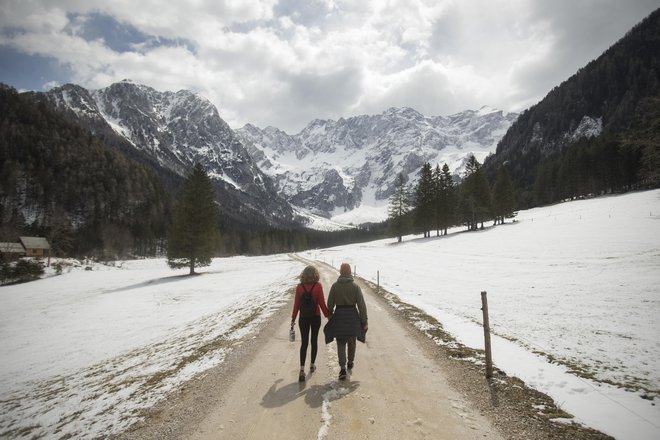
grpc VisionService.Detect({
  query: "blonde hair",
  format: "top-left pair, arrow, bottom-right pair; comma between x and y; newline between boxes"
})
300,265 -> 320,284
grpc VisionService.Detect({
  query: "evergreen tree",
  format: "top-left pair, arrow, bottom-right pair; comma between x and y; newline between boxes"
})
167,163 -> 219,274
438,163 -> 456,235
465,154 -> 481,176
432,165 -> 443,236
388,173 -> 411,242
414,163 -> 434,237
492,165 -> 517,224
472,167 -> 492,229
459,155 -> 492,230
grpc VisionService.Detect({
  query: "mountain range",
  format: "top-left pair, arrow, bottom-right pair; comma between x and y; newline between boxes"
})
237,106 -> 517,222
29,80 -> 517,227
30,81 -> 297,228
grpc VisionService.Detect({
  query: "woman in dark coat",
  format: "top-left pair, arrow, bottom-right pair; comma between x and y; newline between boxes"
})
291,265 -> 330,382
324,262 -> 368,380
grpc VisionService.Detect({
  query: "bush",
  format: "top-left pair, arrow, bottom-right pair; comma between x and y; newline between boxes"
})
0,259 -> 45,284
53,261 -> 64,275
0,261 -> 11,283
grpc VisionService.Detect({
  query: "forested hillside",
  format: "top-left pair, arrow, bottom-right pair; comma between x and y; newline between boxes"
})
0,84 -> 171,257
485,8 -> 660,207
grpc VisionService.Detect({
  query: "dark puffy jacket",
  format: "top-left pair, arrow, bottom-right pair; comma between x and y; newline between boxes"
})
327,275 -> 368,324
323,306 -> 366,343
324,275 -> 368,343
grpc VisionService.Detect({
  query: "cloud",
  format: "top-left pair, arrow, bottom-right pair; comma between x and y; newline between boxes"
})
1,0 -> 658,133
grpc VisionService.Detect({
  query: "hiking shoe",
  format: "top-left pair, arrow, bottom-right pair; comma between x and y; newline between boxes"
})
310,364 -> 316,373
299,370 -> 306,382
347,361 -> 354,370
338,369 -> 347,380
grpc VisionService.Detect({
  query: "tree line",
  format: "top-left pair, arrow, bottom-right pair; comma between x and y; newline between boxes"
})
485,8 -> 660,207
0,84 -> 171,259
530,95 -> 660,207
388,155 -> 517,242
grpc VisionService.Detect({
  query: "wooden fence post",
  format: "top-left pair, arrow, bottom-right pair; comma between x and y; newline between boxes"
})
377,270 -> 380,294
481,291 -> 493,379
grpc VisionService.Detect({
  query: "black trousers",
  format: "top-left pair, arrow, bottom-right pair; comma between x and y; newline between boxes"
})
298,315 -> 321,366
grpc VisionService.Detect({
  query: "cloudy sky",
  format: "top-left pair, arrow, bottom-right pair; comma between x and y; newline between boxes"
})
0,1 -> 658,133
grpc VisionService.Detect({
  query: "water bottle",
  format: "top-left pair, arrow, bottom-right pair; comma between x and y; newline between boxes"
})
289,324 -> 295,342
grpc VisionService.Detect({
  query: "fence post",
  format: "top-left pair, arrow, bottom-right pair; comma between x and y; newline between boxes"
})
481,291 -> 493,379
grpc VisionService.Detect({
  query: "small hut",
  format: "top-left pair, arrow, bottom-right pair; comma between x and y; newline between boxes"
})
19,237 -> 51,264
0,242 -> 26,260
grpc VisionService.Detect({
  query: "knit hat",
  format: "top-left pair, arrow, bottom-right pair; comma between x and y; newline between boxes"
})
340,263 -> 352,276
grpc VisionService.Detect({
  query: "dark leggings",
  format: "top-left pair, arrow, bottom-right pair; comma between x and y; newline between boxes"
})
298,315 -> 321,366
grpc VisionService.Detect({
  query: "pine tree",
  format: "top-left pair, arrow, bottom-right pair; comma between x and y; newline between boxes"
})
388,173 -> 410,242
438,163 -> 456,235
414,163 -> 434,237
473,168 -> 492,229
433,165 -> 442,236
460,155 -> 492,230
167,163 -> 219,274
492,165 -> 517,224
465,154 -> 481,176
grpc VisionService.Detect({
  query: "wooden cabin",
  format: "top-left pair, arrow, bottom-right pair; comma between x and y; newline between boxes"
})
19,237 -> 51,258
0,242 -> 26,260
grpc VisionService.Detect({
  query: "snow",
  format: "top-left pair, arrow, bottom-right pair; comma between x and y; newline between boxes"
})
568,115 -> 603,141
1,191 -> 658,440
0,255 -> 303,439
331,203 -> 388,225
293,206 -> 356,231
302,189 -> 660,440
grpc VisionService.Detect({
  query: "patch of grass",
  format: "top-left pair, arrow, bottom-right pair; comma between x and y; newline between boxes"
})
532,351 -> 658,398
137,306 -> 267,394
0,424 -> 42,438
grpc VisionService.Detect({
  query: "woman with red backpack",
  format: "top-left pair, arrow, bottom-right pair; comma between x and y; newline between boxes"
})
291,265 -> 331,382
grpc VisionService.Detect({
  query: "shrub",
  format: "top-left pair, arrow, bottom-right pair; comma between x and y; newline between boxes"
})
0,259 -> 45,284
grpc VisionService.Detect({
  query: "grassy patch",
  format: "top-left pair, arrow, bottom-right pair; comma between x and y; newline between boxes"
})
0,425 -> 42,438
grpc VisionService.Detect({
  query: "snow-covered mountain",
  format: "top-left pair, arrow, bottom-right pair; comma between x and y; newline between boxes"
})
36,80 -> 296,227
237,106 -> 518,223
34,80 -> 517,228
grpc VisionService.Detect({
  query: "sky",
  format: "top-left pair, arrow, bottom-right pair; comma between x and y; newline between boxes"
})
0,1 -> 658,134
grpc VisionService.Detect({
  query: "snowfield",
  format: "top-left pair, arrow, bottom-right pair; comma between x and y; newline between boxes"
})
1,190 -> 659,440
0,255 -> 304,439
303,189 -> 660,440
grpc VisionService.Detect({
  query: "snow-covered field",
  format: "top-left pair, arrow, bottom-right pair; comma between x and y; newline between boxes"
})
1,190 -> 658,440
0,255 -> 304,439
302,189 -> 660,440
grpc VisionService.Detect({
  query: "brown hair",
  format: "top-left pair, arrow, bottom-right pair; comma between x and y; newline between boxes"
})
300,265 -> 320,284
340,263 -> 351,276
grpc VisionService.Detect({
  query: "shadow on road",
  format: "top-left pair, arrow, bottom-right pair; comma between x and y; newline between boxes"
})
261,378 -> 360,409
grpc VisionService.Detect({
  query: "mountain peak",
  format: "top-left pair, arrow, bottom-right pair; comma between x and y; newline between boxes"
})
238,105 -> 518,220
383,106 -> 423,119
477,105 -> 499,115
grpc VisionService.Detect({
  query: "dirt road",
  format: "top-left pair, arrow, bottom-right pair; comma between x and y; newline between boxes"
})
185,260 -> 505,440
